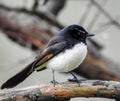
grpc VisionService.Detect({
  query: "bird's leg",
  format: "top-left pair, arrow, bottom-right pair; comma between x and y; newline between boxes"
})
51,70 -> 58,86
68,72 -> 81,86
52,70 -> 56,86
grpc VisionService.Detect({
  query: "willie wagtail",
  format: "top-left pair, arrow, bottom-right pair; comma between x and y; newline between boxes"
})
1,24 -> 94,89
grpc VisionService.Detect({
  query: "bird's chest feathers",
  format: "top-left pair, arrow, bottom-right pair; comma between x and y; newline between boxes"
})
47,43 -> 87,72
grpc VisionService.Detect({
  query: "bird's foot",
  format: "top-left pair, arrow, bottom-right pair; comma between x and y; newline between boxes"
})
68,78 -> 86,87
68,78 -> 85,82
51,80 -> 59,86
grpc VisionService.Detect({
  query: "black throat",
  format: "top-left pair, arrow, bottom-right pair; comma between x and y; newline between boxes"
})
65,38 -> 86,49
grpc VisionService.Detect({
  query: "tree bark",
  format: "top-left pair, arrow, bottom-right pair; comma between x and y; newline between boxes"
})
0,80 -> 120,101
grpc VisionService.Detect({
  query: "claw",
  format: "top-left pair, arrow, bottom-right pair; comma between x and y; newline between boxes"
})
51,80 -> 59,86
51,70 -> 59,86
69,72 -> 81,86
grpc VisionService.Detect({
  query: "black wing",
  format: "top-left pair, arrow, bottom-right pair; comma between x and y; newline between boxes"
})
1,36 -> 66,89
33,36 -> 66,68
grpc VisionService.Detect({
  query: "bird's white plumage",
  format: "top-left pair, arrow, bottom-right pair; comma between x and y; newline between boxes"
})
47,43 -> 87,72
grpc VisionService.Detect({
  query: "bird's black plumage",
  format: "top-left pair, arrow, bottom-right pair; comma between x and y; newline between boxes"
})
1,24 -> 94,89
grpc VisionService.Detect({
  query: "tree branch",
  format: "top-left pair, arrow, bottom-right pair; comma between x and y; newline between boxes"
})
0,4 -> 64,29
0,80 -> 120,101
92,0 -> 120,29
0,3 -> 103,51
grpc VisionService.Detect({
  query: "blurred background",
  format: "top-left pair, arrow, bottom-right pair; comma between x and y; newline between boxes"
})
0,0 -> 120,101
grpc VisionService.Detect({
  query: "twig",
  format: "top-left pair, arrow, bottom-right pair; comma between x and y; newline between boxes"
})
0,80 -> 120,101
42,0 -> 66,16
79,0 -> 93,25
92,0 -> 120,29
42,0 -> 49,5
87,0 -> 108,32
32,0 -> 39,11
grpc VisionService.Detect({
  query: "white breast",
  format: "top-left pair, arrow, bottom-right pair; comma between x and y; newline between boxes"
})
47,43 -> 87,72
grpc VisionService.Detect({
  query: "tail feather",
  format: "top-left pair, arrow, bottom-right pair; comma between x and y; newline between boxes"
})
1,62 -> 35,89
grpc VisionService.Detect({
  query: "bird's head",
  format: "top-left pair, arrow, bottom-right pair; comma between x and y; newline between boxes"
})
67,24 -> 94,43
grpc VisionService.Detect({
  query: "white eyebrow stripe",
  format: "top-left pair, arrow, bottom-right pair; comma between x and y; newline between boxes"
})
75,28 -> 79,30
79,30 -> 85,33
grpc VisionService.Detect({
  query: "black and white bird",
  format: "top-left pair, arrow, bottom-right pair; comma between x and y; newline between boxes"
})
1,24 -> 94,89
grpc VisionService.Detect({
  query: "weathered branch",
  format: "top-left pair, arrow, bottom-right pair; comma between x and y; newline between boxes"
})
0,12 -> 53,49
0,80 -> 120,101
0,4 -> 64,29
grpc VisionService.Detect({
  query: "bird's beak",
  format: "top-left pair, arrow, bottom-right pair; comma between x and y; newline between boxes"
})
86,33 -> 94,37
